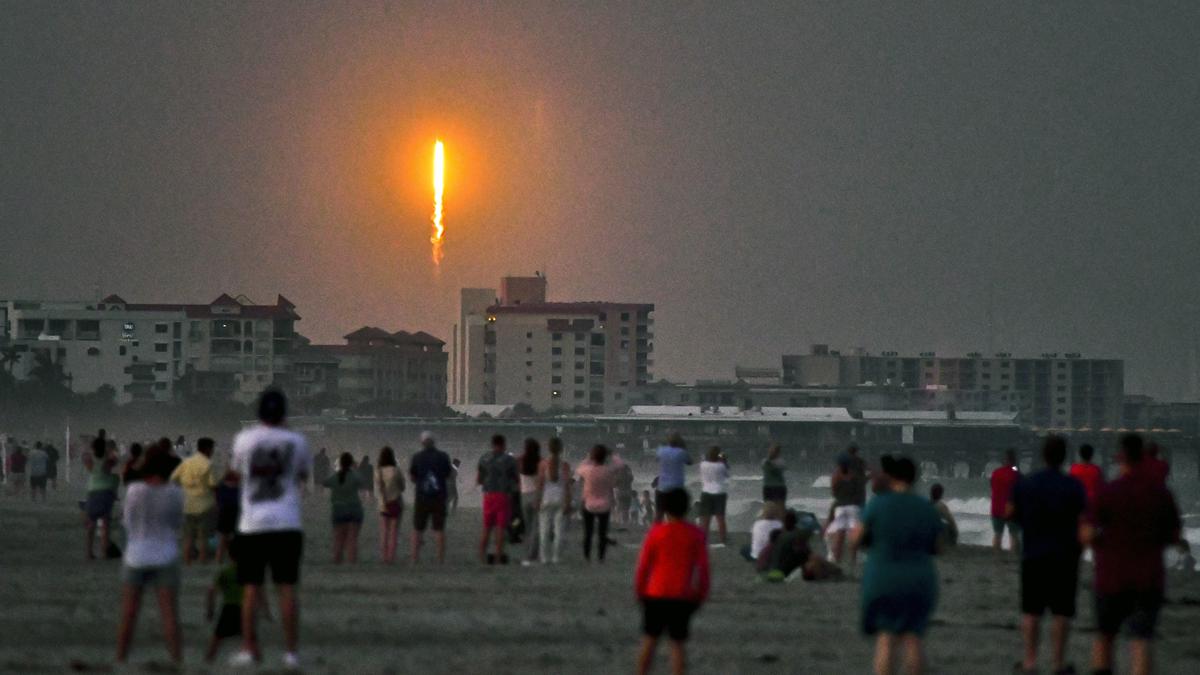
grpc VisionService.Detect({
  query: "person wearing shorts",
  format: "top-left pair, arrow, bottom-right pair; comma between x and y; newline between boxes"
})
115,452 -> 184,665
477,434 -> 518,564
635,489 -> 709,675
698,446 -> 729,544
409,432 -> 452,564
654,434 -> 692,523
228,390 -> 312,670
171,437 -> 219,565
1084,433 -> 1181,675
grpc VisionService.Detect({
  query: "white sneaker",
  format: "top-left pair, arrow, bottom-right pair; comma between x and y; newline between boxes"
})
229,650 -> 256,668
521,559 -> 534,567
283,652 -> 301,670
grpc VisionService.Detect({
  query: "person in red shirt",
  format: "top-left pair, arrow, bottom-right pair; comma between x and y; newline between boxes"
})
1068,443 -> 1105,508
990,448 -> 1021,553
1082,433 -> 1181,675
635,488 -> 710,675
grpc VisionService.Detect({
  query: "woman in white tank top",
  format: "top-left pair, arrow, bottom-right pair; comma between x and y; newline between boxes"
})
536,438 -> 572,564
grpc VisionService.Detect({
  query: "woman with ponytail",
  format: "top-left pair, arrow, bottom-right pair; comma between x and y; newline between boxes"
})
536,437 -> 572,564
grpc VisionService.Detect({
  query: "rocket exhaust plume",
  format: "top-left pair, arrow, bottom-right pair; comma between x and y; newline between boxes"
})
431,139 -> 445,265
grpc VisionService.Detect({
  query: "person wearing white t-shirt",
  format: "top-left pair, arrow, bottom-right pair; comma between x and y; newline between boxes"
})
698,446 -> 731,545
228,390 -> 311,670
116,450 -> 185,665
746,502 -> 785,562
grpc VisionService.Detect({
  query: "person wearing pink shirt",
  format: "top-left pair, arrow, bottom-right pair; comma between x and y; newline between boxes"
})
575,444 -> 625,562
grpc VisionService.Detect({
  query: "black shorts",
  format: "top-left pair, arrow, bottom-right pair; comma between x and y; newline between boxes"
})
1095,591 -> 1162,640
216,509 -> 239,535
30,475 -> 47,489
1021,556 -> 1080,617
643,599 -> 697,641
762,485 -> 787,502
698,492 -> 727,517
236,531 -> 303,586
214,604 -> 241,638
414,496 -> 447,532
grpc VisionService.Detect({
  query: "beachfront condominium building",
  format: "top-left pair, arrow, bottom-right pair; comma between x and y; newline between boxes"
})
296,326 -> 448,412
0,293 -> 299,404
781,345 -> 1124,429
452,274 -> 654,413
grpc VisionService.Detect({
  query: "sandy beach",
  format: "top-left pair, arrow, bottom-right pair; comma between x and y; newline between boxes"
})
2,485 -> 1199,674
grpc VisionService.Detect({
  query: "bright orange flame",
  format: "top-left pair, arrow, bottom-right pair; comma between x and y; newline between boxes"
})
431,139 -> 445,265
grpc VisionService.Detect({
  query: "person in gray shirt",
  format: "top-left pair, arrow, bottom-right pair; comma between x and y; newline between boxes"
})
477,435 -> 519,564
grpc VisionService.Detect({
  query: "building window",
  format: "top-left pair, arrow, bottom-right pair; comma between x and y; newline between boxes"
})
574,376 -> 584,384
575,362 -> 584,370
525,375 -> 532,382
119,346 -> 127,356
574,390 -> 585,399
620,312 -> 630,321
552,361 -> 562,370
552,333 -> 562,341
155,323 -> 169,334
620,327 -> 629,336
574,347 -> 585,356
154,362 -> 168,372
525,361 -> 533,367
552,375 -> 562,384
87,347 -> 100,356
526,332 -> 533,339
552,347 -> 562,355
591,333 -> 605,346
154,343 -> 168,353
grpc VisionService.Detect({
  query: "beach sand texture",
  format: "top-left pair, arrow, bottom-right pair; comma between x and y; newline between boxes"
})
2,489 -> 1199,674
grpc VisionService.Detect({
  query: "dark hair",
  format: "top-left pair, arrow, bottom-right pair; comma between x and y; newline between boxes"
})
1042,435 -> 1067,467
129,442 -> 143,459
589,444 -> 609,465
92,430 -> 108,459
660,488 -> 689,518
142,444 -> 176,480
491,434 -> 506,448
1079,444 -> 1095,461
197,437 -> 214,454
705,446 -> 721,462
885,456 -> 917,485
337,452 -> 354,483
520,438 -> 541,476
257,389 -> 287,425
1119,433 -> 1144,464
1146,442 -> 1161,459
783,510 -> 798,530
666,432 -> 685,449
1004,448 -> 1017,466
930,483 -> 944,501
378,446 -> 397,468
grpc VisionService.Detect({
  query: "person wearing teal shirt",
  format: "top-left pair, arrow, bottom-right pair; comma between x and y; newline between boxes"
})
853,456 -> 942,675
83,432 -> 120,560
323,452 -> 365,564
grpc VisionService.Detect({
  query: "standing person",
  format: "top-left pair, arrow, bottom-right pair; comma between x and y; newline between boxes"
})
214,471 -> 240,564
1083,434 -> 1182,675
477,434 -> 518,564
410,432 -> 452,564
655,434 -> 691,522
1008,435 -> 1086,675
356,454 -> 374,502
640,490 -> 655,526
115,451 -> 185,665
1143,442 -> 1169,485
44,443 -> 59,490
576,444 -> 625,562
635,489 -> 710,675
170,437 -> 219,565
6,443 -> 26,497
228,390 -> 312,669
122,443 -> 146,485
374,446 -> 405,565
615,455 -> 635,527
323,452 -> 364,564
83,432 -> 120,560
446,458 -> 461,514
28,442 -> 49,502
928,484 -> 958,547
828,449 -> 868,566
990,449 -> 1021,554
761,443 -> 787,510
698,446 -> 729,545
312,448 -> 332,491
518,438 -> 542,565
537,437 -> 572,564
1068,443 -> 1105,509
852,457 -> 942,675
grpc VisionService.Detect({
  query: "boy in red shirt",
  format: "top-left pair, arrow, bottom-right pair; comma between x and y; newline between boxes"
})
991,449 -> 1021,553
635,488 -> 710,675
1067,443 -> 1105,508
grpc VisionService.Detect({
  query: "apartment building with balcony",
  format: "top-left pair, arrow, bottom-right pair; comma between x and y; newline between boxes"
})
298,326 -> 448,412
452,274 -> 654,413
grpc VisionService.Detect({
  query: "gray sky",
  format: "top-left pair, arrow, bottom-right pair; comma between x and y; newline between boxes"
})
3,2 -> 1198,398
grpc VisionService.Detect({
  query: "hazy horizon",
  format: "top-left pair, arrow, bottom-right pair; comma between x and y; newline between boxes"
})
4,2 -> 1199,399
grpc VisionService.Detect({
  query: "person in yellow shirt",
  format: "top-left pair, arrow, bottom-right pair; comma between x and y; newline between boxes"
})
170,437 -> 218,564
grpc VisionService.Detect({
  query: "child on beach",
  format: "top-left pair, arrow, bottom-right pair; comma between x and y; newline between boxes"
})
214,471 -> 240,564
205,546 -> 271,662
639,490 -> 655,526
635,488 -> 710,675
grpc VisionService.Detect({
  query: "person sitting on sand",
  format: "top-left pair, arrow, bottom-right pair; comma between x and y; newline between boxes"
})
324,452 -> 365,564
853,456 -> 942,675
115,449 -> 185,665
928,484 -> 957,547
742,502 -> 785,563
635,488 -> 710,675
205,543 -> 271,662
767,510 -> 843,582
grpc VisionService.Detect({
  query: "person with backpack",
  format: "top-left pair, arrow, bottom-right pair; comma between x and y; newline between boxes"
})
410,431 -> 453,564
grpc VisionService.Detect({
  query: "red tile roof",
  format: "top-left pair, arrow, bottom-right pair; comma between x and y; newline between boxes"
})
108,294 -> 301,320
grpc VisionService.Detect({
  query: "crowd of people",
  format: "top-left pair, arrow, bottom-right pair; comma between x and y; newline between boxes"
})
3,389 -> 1194,675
